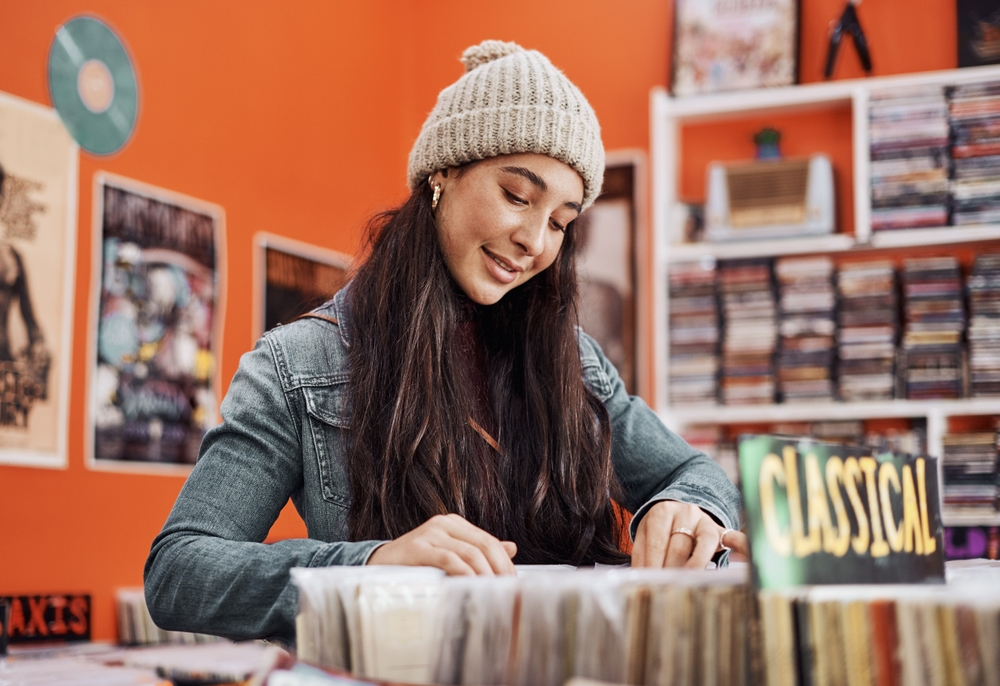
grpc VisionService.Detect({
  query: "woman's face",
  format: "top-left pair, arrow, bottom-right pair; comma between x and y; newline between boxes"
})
430,153 -> 584,306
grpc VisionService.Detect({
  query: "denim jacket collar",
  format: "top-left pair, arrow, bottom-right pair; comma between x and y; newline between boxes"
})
328,283 -> 352,348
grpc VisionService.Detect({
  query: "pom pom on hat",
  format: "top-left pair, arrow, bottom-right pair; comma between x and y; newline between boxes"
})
460,40 -> 524,72
408,39 -> 605,210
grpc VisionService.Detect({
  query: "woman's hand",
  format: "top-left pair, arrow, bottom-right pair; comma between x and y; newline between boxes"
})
631,500 -> 749,569
366,513 -> 517,576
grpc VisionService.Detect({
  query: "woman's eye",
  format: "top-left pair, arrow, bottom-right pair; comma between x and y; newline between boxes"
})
503,189 -> 527,205
550,218 -> 566,232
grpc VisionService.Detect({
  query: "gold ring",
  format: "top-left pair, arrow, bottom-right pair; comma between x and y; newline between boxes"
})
672,527 -> 695,539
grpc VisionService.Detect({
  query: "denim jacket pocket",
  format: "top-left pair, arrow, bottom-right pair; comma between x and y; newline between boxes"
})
302,382 -> 350,507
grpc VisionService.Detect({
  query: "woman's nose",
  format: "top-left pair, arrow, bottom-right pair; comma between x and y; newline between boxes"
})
511,216 -> 547,256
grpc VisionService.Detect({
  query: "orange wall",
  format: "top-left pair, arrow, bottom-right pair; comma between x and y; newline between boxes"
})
0,0 -> 417,642
0,0 -> 961,642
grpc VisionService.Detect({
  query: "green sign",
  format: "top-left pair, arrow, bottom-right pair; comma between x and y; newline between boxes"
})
739,435 -> 946,589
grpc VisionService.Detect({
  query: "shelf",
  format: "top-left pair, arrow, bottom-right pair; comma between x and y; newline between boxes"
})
666,234 -> 856,262
942,511 -> 1000,527
666,224 -> 1000,264
655,63 -> 1000,123
868,224 -> 1000,249
658,80 -> 855,121
661,398 -> 1000,426
651,66 -> 1000,536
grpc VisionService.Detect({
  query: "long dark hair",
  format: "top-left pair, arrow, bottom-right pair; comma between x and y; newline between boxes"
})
344,179 -> 629,565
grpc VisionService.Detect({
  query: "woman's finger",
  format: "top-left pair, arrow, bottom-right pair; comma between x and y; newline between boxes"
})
683,526 -> 720,569
436,514 -> 516,575
631,523 -> 647,568
425,545 -> 477,576
429,536 -> 497,576
720,529 -> 751,558
634,512 -> 672,568
663,525 -> 696,567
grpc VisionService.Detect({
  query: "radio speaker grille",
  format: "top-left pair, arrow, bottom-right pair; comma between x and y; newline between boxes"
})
726,159 -> 810,227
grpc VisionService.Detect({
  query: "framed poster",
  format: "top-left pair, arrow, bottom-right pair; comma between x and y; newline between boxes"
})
671,0 -> 799,97
958,0 -> 1000,68
252,233 -> 351,341
576,151 -> 647,395
88,174 -> 225,471
0,91 -> 78,469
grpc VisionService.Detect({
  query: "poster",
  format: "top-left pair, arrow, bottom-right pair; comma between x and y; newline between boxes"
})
739,435 -> 946,589
576,156 -> 641,394
672,0 -> 799,97
0,91 -> 78,469
252,233 -> 351,341
957,0 -> 1000,68
90,174 -> 224,468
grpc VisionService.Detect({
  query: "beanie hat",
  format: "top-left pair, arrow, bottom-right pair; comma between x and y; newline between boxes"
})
407,40 -> 605,211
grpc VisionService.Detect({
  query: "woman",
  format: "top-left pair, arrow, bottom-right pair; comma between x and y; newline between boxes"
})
144,40 -> 746,645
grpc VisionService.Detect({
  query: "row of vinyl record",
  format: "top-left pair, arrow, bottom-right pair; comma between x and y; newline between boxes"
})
668,253 -> 1000,406
292,561 -> 1000,686
870,80 -> 1000,231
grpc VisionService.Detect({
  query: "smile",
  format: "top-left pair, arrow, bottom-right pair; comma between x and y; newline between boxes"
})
483,248 -> 519,273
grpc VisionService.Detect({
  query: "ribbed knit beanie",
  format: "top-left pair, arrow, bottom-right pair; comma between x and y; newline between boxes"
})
408,40 -> 605,210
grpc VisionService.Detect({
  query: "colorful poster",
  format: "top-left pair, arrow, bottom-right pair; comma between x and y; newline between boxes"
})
0,91 -> 78,469
90,175 -> 224,467
672,0 -> 799,97
740,435 -> 946,589
252,233 -> 350,340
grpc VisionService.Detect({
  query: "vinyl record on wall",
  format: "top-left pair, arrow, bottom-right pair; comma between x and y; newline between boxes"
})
47,16 -> 138,155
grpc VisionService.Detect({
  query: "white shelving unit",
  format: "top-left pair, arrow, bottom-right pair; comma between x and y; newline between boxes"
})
650,65 -> 1000,528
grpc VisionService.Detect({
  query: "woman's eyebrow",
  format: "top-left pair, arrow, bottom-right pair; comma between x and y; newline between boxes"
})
501,165 -> 582,213
500,166 -> 547,191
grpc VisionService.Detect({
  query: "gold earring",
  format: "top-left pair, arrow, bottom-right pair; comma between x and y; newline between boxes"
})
431,183 -> 442,210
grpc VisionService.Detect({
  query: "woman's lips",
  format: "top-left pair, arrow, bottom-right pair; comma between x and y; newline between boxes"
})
482,247 -> 519,284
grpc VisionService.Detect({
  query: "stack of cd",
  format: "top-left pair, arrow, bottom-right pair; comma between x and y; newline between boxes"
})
775,256 -> 836,401
837,261 -> 899,401
811,420 -> 865,445
949,81 -> 1000,225
868,86 -> 950,231
967,253 -> 1000,396
901,256 -> 966,400
941,430 -> 1000,514
836,261 -> 898,401
667,261 -> 719,405
719,259 -> 777,405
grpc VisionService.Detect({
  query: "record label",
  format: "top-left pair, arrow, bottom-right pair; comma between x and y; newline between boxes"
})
48,16 -> 138,156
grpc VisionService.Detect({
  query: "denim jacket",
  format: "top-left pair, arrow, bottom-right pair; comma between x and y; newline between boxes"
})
144,286 -> 741,645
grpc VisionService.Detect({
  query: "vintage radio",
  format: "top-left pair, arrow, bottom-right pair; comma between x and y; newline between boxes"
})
704,155 -> 835,241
